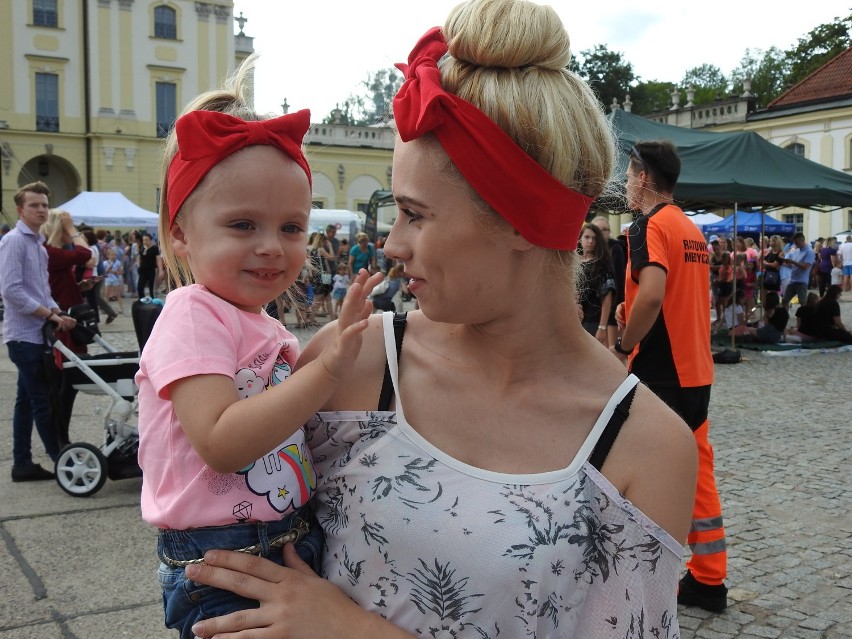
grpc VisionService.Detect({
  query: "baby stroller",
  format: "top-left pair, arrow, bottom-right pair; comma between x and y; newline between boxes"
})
48,300 -> 162,497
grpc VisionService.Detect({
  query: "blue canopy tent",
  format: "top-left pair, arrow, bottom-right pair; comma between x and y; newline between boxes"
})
703,211 -> 796,237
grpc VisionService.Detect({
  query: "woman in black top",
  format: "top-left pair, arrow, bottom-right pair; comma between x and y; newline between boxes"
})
811,285 -> 852,343
760,234 -> 784,309
577,222 -> 615,344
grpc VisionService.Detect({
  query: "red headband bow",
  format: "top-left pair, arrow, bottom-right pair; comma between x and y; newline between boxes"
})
393,27 -> 593,250
167,109 -> 312,227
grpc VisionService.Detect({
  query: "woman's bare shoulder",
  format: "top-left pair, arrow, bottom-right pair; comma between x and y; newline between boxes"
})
604,384 -> 698,543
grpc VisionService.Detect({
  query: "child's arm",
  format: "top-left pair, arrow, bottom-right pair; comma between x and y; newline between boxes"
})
169,269 -> 385,473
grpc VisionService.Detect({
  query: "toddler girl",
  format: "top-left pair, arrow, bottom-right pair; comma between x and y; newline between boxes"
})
102,247 -> 123,313
331,262 -> 350,319
136,60 -> 380,638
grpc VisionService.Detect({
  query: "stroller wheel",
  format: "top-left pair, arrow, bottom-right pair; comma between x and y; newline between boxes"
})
55,443 -> 108,497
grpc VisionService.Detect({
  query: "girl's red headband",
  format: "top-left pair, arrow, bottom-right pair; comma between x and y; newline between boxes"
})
166,109 -> 312,227
393,27 -> 593,250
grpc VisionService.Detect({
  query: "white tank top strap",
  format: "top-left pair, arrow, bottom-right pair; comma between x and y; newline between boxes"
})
381,311 -> 406,419
382,312 -> 639,472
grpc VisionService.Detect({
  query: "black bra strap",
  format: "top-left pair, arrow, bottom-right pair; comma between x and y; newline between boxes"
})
588,382 -> 638,471
377,312 -> 408,411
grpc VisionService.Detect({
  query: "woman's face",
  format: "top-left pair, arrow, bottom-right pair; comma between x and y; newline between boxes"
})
383,138 -> 519,324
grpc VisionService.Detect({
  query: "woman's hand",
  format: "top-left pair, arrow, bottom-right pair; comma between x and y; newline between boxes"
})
187,545 -> 387,639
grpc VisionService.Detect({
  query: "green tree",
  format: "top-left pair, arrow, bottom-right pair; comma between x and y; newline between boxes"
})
730,47 -> 790,108
680,64 -> 728,106
628,80 -> 677,115
324,67 -> 403,126
785,13 -> 852,87
574,45 -> 636,112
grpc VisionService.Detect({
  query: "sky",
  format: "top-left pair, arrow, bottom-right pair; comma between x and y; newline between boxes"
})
232,0 -> 852,120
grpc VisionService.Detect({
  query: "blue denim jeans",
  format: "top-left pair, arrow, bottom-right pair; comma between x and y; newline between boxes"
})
6,341 -> 60,467
156,506 -> 323,639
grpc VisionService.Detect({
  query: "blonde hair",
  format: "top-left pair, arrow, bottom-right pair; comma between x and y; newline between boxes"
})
158,53 -> 268,290
443,0 -> 614,198
437,0 -> 615,278
42,209 -> 70,247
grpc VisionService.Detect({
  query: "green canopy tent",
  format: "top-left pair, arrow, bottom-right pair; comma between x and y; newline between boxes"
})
610,109 -> 852,211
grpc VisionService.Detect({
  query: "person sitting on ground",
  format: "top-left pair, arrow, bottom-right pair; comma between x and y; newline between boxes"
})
739,291 -> 788,344
722,287 -> 748,336
785,292 -> 820,343
809,285 -> 852,343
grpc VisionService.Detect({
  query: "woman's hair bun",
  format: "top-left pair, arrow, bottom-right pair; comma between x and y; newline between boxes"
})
444,0 -> 570,71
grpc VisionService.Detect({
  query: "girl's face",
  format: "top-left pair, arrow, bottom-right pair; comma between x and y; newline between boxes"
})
383,137 -> 523,324
170,146 -> 311,313
579,228 -> 596,254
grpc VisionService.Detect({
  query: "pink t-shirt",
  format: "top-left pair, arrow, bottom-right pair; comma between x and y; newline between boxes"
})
136,285 -> 314,529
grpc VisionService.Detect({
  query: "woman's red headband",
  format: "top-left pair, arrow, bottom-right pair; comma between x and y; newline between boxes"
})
392,27 -> 593,250
166,109 -> 312,228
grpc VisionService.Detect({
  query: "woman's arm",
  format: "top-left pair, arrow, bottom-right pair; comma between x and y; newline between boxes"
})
596,291 -> 613,345
187,545 -> 416,639
170,271 -> 383,472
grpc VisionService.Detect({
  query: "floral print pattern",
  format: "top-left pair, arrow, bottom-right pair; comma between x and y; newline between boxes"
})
306,411 -> 682,638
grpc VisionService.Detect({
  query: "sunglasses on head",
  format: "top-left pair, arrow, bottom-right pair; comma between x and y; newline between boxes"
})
629,145 -> 650,173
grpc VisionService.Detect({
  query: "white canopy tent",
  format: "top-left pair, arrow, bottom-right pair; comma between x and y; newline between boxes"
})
56,192 -> 159,229
619,211 -> 723,233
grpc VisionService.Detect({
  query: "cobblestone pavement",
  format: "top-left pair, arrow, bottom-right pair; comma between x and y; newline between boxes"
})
1,300 -> 850,638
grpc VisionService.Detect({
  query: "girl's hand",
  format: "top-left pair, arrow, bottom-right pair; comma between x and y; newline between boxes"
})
187,545 -> 381,639
319,269 -> 384,382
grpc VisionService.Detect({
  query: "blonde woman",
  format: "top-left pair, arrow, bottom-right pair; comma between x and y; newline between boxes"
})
348,232 -> 376,274
189,1 -> 696,636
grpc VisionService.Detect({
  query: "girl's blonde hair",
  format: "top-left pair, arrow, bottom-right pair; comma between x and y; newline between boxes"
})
436,0 -> 615,279
158,53 -> 268,290
42,209 -> 71,248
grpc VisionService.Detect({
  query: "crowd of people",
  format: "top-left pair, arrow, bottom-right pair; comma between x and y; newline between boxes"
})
4,1 -> 852,636
702,232 -> 851,343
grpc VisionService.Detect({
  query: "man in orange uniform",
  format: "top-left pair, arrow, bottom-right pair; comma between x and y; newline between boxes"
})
613,140 -> 728,612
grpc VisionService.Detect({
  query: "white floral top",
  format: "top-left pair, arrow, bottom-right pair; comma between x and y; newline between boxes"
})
305,314 -> 683,638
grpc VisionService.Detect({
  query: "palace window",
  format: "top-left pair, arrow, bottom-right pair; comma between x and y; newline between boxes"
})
35,73 -> 59,132
785,142 -> 805,157
33,0 -> 58,27
783,213 -> 804,234
154,5 -> 177,39
155,82 -> 176,138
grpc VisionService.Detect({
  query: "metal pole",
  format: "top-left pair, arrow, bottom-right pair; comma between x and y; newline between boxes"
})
730,205 -> 738,350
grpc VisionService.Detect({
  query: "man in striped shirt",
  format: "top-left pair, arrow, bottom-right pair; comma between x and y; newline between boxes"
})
0,181 -> 76,482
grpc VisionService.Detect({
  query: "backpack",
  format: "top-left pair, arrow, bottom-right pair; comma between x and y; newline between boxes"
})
712,348 -> 742,364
